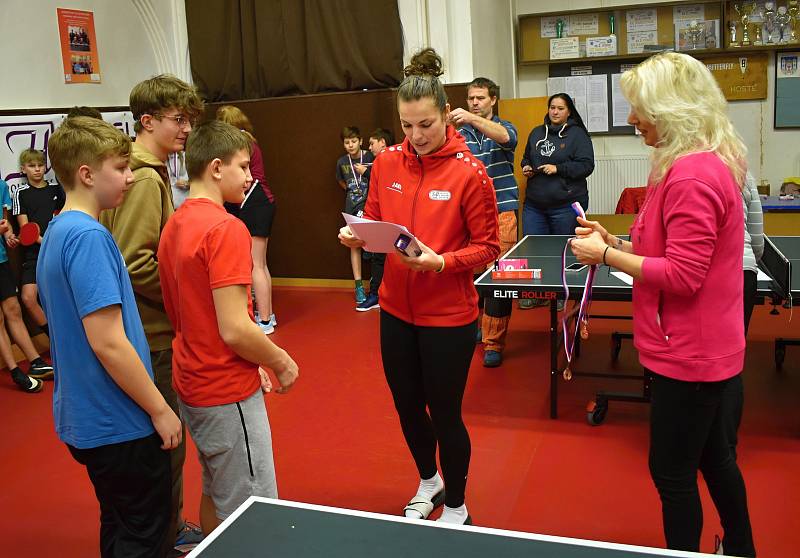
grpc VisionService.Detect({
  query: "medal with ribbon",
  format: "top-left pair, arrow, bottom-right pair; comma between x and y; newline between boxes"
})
561,202 -> 597,381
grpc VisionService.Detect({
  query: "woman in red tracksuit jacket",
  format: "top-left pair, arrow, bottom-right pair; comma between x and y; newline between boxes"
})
339,49 -> 499,525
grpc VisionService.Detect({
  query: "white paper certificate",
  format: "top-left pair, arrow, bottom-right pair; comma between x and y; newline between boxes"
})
540,16 -> 569,38
673,4 -> 704,23
626,8 -> 658,32
569,13 -> 599,35
627,30 -> 659,54
550,37 -> 580,60
586,36 -> 617,57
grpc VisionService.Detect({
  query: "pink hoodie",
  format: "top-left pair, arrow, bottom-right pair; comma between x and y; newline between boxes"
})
631,152 -> 744,382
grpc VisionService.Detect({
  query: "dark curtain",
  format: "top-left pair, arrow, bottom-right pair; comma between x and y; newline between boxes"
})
186,0 -> 404,100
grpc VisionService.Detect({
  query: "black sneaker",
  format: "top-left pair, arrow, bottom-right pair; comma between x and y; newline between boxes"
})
11,369 -> 43,393
29,359 -> 54,380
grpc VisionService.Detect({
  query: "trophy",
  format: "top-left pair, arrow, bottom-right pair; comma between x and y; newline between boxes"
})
776,6 -> 791,43
764,2 -> 776,44
685,20 -> 704,49
788,0 -> 799,43
556,18 -> 565,38
752,4 -> 764,45
734,3 -> 755,46
729,18 -> 739,46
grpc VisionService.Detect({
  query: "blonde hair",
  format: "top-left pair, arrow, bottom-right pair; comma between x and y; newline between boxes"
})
620,52 -> 746,187
48,117 -> 131,190
19,148 -> 45,166
216,105 -> 256,143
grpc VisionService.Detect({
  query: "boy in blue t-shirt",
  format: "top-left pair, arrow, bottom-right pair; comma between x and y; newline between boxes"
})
0,178 -> 55,392
38,116 -> 181,557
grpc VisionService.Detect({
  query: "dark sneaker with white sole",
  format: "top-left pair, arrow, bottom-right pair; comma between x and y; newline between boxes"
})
355,294 -> 380,312
28,358 -> 54,380
11,368 -> 43,393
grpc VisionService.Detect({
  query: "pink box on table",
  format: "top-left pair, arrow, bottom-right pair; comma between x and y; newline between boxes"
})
497,258 -> 528,271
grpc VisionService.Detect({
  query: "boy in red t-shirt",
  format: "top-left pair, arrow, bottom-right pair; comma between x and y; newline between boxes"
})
158,121 -> 299,535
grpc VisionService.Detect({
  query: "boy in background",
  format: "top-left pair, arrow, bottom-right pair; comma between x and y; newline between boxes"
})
39,116 -> 181,557
367,127 -> 394,157
13,148 -> 66,337
353,128 -> 395,312
0,178 -> 54,391
336,126 -> 374,304
158,120 -> 298,535
100,74 -> 204,551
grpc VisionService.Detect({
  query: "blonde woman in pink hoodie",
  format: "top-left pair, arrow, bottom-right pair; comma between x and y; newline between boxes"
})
570,52 -> 755,557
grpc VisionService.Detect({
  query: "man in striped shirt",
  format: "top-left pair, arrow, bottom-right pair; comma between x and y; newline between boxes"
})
450,78 -> 519,368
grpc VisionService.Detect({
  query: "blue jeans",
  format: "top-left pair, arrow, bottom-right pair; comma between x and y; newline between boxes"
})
522,194 -> 589,236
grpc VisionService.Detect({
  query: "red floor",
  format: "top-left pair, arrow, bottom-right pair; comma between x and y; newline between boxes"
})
1,287 -> 798,556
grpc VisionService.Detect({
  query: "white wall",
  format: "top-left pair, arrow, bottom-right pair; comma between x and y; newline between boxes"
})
513,0 -> 800,193
470,0 -> 517,100
398,0 -> 517,98
0,0 -> 190,110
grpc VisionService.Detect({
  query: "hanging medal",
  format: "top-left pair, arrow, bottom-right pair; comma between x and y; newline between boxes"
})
561,202 -> 597,381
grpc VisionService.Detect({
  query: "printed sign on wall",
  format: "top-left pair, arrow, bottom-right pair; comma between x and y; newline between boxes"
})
57,8 -> 102,84
704,53 -> 768,101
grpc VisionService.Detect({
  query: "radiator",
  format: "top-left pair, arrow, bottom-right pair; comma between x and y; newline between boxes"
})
586,155 -> 650,214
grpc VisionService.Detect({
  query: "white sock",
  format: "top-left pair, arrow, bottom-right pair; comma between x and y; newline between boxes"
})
437,503 -> 469,524
404,472 -> 444,519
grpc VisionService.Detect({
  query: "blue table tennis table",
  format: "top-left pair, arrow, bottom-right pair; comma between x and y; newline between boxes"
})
188,497 -> 716,557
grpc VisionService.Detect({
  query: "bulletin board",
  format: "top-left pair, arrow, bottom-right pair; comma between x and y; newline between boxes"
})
775,51 -> 800,129
548,60 -> 637,136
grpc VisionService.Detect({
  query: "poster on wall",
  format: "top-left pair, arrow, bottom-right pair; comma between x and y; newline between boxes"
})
56,8 -> 101,84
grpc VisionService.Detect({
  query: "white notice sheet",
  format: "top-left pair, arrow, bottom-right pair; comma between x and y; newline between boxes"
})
586,75 -> 609,133
547,77 -> 566,97
611,73 -> 633,127
565,76 -> 588,124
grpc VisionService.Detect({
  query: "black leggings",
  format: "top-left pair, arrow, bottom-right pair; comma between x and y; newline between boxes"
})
743,269 -> 758,335
380,310 -> 477,508
649,373 -> 755,557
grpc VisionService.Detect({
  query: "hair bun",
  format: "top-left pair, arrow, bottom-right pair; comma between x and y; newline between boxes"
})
403,48 -> 444,78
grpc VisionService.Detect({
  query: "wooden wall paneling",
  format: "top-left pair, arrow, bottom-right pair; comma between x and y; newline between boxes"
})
207,84 -> 469,281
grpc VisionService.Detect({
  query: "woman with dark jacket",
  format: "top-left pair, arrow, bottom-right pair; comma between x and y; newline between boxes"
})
521,93 -> 594,235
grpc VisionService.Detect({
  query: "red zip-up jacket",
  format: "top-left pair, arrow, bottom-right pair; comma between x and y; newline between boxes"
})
364,126 -> 500,326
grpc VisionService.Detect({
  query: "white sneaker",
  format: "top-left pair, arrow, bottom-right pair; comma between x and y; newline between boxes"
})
258,320 -> 275,335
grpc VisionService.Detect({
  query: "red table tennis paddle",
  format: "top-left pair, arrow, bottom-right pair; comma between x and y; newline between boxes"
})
19,222 -> 40,246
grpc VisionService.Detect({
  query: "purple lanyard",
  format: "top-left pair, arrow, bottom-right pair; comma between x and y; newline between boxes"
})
561,202 -> 596,381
